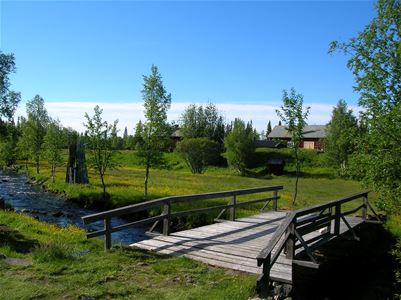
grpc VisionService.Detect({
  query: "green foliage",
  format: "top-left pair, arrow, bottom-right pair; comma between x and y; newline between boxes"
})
276,88 -> 310,204
0,51 -> 21,122
0,122 -> 18,168
0,138 -> 16,168
19,95 -> 49,174
324,100 -> 359,174
42,120 -> 64,182
137,65 -> 172,200
330,0 -> 401,214
180,102 -> 225,144
224,118 -> 257,175
84,105 -> 119,199
110,123 -> 123,150
175,137 -> 220,174
266,120 -> 272,138
133,120 -> 145,148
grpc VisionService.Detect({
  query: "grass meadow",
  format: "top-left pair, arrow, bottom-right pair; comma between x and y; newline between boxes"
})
28,149 -> 374,215
1,149 -> 398,299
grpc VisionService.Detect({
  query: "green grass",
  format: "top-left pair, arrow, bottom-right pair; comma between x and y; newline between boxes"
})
6,150 -> 400,298
0,210 -> 256,300
25,150 -> 373,210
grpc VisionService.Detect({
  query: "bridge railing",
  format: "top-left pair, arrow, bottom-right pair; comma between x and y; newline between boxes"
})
82,185 -> 283,250
256,191 -> 380,296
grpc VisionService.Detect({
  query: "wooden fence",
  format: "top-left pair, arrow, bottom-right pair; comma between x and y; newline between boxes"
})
256,191 -> 381,295
82,185 -> 283,250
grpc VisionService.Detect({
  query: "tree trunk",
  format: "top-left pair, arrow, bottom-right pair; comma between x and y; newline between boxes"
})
293,148 -> 299,204
66,139 -> 89,184
100,173 -> 106,200
144,158 -> 150,200
66,144 -> 76,183
75,139 -> 89,184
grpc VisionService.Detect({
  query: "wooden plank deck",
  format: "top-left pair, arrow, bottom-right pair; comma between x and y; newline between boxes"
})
130,211 -> 364,284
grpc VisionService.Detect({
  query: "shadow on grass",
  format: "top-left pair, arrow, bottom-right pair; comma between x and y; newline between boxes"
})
0,224 -> 39,253
243,168 -> 273,179
283,170 -> 337,180
115,245 -> 172,261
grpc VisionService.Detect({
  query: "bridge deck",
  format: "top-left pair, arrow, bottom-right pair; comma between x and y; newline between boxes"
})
130,211 -> 364,284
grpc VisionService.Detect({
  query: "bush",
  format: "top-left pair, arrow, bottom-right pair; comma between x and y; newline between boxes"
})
175,138 -> 220,174
224,119 -> 257,175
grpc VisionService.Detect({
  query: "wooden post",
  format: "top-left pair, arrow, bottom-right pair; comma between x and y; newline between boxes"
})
257,254 -> 271,298
104,217 -> 112,251
163,201 -> 171,236
285,222 -> 295,259
272,190 -> 278,211
334,203 -> 341,235
362,195 -> 368,220
230,195 -> 236,221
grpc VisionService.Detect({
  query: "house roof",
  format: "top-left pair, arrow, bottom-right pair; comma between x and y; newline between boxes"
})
171,128 -> 183,138
268,125 -> 327,139
254,140 -> 284,148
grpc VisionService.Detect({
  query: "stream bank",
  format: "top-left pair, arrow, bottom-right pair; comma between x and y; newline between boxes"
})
0,171 -> 147,245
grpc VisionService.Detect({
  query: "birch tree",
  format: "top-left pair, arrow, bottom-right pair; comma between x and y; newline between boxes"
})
137,65 -> 171,200
276,88 -> 310,204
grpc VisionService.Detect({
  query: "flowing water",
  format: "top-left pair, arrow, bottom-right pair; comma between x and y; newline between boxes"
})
0,171 -> 147,245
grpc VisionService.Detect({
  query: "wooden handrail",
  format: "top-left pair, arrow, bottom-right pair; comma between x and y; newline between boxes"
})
82,185 -> 283,250
256,212 -> 296,265
257,191 -> 373,297
294,192 -> 369,217
82,185 -> 283,224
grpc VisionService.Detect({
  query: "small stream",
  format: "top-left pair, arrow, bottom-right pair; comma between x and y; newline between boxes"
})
0,171 -> 147,245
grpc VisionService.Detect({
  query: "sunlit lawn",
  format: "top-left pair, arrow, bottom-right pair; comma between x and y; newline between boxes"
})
25,150 -> 375,219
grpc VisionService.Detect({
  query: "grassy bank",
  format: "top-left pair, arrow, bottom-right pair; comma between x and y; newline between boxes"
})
0,210 -> 256,299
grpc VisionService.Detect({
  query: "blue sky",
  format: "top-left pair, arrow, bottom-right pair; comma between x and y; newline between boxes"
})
1,0 -> 375,133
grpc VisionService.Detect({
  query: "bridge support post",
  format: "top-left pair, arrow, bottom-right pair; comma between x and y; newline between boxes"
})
273,190 -> 278,211
362,195 -> 368,220
163,201 -> 171,236
104,217 -> 112,251
334,203 -> 341,235
285,223 -> 295,259
256,254 -> 271,298
230,195 -> 236,221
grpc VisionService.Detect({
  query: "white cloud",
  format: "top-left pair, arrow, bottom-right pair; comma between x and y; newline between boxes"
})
15,100 -> 363,135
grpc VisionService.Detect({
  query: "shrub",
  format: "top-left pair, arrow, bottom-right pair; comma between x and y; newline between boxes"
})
175,138 -> 220,174
224,119 -> 257,175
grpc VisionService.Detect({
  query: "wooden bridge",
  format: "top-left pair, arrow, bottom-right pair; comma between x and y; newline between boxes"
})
82,186 -> 380,296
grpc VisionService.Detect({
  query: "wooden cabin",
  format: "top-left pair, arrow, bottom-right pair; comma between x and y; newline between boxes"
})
267,125 -> 326,150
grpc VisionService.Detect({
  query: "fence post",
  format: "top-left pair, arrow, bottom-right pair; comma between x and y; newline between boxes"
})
257,254 -> 271,298
362,194 -> 368,220
230,194 -> 236,221
285,222 -> 295,259
334,203 -> 341,235
104,217 -> 112,251
273,190 -> 278,211
163,201 -> 171,236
